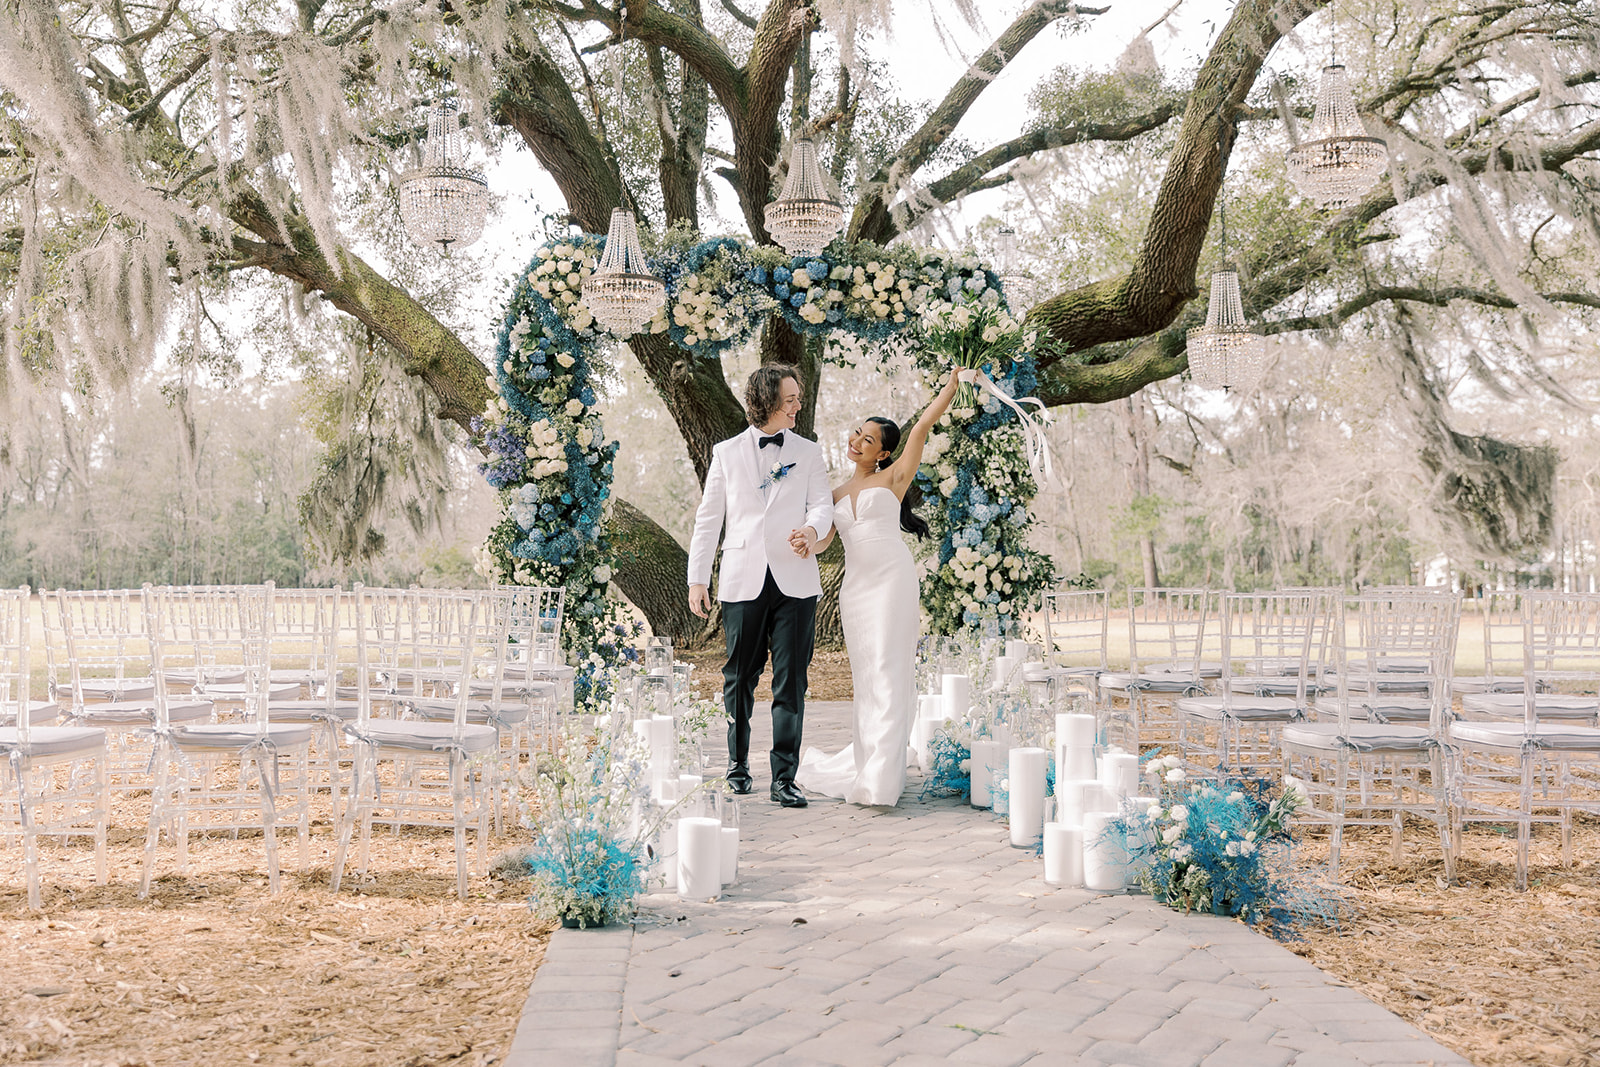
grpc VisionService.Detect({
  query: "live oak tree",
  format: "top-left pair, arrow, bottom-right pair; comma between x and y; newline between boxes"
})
2,0 -> 1597,639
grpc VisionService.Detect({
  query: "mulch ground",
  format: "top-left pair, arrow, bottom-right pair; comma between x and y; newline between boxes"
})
7,650 -> 1599,1067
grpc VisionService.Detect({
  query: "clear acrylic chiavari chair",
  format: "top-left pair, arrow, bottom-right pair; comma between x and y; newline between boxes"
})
138,583 -> 314,897
1,586 -> 109,908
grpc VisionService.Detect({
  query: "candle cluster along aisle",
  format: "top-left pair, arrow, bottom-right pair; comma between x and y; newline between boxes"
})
910,640 -> 1329,936
475,231 -> 1055,659
525,652 -> 740,923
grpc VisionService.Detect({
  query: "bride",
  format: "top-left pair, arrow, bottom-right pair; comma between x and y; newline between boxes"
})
792,367 -> 963,806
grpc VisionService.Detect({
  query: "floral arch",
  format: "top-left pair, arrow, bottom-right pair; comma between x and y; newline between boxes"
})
472,229 -> 1054,694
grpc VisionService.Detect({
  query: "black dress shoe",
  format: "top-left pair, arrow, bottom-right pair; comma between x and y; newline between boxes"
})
726,764 -> 753,795
770,781 -> 809,808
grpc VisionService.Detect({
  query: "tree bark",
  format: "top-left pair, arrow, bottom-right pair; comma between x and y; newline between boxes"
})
609,496 -> 719,646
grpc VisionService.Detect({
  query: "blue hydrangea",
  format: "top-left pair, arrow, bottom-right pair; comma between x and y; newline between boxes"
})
805,259 -> 827,278
773,267 -> 792,283
790,293 -> 806,307
775,284 -> 790,299
531,351 -> 547,364
970,487 -> 989,505
531,366 -> 550,379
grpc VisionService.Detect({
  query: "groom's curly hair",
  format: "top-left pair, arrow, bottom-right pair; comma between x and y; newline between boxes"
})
745,363 -> 801,427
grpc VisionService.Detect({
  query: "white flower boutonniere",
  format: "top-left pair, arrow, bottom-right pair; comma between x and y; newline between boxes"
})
760,461 -> 797,492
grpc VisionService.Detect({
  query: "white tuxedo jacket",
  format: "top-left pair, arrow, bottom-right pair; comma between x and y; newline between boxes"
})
687,426 -> 835,602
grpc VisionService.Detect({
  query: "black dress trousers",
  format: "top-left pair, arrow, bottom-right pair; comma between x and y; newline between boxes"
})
721,568 -> 818,784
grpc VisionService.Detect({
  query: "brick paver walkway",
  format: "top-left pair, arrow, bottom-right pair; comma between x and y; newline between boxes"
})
506,702 -> 1471,1067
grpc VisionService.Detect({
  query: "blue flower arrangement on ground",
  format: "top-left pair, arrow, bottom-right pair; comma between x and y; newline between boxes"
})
1119,755 -> 1332,935
525,713 -> 654,927
478,231 -> 1048,643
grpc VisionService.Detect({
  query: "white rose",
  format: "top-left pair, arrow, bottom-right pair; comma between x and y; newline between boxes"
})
566,399 -> 585,417
557,353 -> 576,368
1169,804 -> 1189,822
593,565 -> 612,583
1165,767 -> 1186,783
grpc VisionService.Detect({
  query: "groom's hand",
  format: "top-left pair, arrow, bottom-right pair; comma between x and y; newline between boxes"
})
789,526 -> 818,558
688,584 -> 713,618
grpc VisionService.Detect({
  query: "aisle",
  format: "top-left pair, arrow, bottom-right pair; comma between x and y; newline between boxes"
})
506,702 -> 1471,1067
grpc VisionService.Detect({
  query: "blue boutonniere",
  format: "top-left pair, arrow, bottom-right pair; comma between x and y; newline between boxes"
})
760,461 -> 797,492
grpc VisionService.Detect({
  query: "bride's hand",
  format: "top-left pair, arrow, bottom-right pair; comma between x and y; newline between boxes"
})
788,528 -> 811,558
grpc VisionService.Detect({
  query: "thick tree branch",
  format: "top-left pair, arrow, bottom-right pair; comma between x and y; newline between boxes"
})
848,0 -> 1086,242
1029,0 -> 1329,370
880,101 -> 1183,241
1268,284 -> 1600,334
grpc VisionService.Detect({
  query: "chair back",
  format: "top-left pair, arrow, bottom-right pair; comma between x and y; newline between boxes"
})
499,585 -> 565,667
1521,592 -> 1600,732
1476,591 -> 1533,690
42,588 -> 155,712
1217,590 -> 1333,706
1,586 -> 30,743
350,585 -> 409,729
269,588 -> 346,703
143,584 -> 274,735
1039,589 -> 1108,673
1125,588 -> 1215,675
1335,592 -> 1460,733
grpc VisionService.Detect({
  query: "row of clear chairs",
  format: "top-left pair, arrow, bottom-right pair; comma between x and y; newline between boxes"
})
2,583 -> 569,906
1033,586 -> 1600,889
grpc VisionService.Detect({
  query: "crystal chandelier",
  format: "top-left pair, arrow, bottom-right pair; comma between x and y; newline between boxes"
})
399,101 -> 489,251
1186,268 -> 1267,392
1284,65 -> 1387,209
765,138 -> 845,256
994,226 -> 1037,315
583,203 -> 666,335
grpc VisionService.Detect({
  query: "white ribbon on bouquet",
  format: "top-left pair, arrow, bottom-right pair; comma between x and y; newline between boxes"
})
957,368 -> 1057,490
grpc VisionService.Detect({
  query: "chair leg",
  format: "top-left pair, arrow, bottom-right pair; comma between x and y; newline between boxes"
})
139,754 -> 173,900
1517,755 -> 1534,892
452,755 -> 469,902
330,745 -> 366,892
94,754 -> 109,886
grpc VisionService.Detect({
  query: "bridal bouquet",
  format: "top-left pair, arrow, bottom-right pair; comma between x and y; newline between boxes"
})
919,300 -> 1033,413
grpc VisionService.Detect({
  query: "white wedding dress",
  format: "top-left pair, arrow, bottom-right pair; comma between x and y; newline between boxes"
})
797,486 -> 919,806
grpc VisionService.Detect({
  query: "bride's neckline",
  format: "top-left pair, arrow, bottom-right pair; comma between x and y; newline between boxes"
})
842,483 -> 895,515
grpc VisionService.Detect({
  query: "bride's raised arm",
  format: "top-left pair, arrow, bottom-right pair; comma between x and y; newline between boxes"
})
887,366 -> 963,491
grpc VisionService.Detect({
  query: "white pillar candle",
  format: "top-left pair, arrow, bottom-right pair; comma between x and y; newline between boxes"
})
919,694 -> 945,721
1082,811 -> 1129,892
970,739 -> 1003,809
1056,742 -> 1096,783
719,826 -> 739,886
1100,750 -> 1140,800
1056,778 -> 1104,827
676,816 -> 722,900
1006,638 -> 1030,663
994,656 -> 1018,690
941,674 -> 972,721
1009,747 -> 1049,849
1056,713 -> 1096,748
1022,660 -> 1046,680
1043,823 -> 1084,887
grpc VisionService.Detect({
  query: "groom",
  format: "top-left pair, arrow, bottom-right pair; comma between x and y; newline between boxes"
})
688,364 -> 834,808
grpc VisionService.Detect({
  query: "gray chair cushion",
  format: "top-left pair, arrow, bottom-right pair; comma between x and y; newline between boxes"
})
0,701 -> 61,727
0,725 -> 107,758
164,668 -> 247,687
402,696 -> 533,726
68,699 -> 212,724
1458,692 -> 1599,722
1282,722 -> 1438,752
196,681 -> 303,701
344,720 -> 499,754
171,722 -> 317,750
1452,721 -> 1600,752
1177,695 -> 1304,722
264,699 -> 360,722
1098,672 -> 1207,695
74,678 -> 157,701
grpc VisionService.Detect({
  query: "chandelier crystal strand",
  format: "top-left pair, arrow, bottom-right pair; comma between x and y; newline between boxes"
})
994,226 -> 1037,315
1186,268 -> 1267,392
1284,65 -> 1387,209
581,5 -> 666,336
764,137 -> 845,256
399,100 -> 489,251
584,204 -> 666,335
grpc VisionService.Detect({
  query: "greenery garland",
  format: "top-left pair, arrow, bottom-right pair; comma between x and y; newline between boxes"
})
476,232 -> 1053,664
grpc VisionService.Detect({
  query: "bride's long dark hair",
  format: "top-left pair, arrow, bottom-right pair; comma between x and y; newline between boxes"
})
866,416 -> 931,540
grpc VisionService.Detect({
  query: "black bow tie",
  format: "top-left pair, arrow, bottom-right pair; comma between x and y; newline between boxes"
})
759,433 -> 784,449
